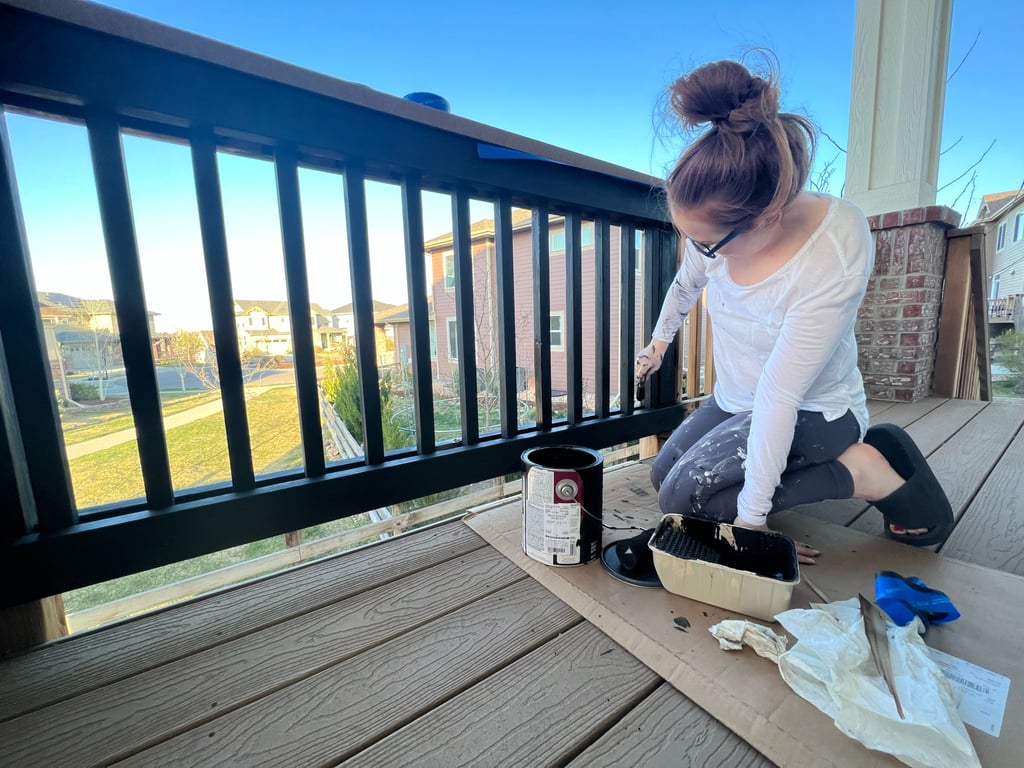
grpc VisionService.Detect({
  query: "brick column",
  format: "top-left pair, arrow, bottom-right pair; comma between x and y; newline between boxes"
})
857,205 -> 961,401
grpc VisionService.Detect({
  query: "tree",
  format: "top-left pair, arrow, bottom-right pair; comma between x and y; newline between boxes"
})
65,298 -> 121,401
379,369 -> 412,450
325,343 -> 363,442
166,329 -> 277,392
322,343 -> 412,450
169,330 -> 206,391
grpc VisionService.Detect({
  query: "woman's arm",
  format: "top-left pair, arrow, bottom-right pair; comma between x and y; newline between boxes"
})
736,272 -> 869,525
636,245 -> 708,378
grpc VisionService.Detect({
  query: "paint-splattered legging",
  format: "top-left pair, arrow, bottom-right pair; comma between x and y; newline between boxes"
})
651,395 -> 859,521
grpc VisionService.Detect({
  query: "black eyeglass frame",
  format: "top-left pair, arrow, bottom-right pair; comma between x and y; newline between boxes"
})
688,225 -> 745,259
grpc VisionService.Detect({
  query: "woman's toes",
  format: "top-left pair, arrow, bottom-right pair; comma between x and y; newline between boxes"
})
889,524 -> 929,536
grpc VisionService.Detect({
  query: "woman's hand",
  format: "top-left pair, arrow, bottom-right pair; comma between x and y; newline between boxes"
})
733,517 -> 821,565
635,340 -> 667,380
793,541 -> 821,566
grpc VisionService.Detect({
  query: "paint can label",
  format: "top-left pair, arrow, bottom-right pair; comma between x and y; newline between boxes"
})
523,466 -> 582,564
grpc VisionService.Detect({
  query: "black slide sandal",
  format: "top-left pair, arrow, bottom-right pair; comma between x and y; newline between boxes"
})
863,423 -> 954,546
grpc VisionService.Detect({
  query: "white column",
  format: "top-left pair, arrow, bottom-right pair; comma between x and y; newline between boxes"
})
844,0 -> 953,216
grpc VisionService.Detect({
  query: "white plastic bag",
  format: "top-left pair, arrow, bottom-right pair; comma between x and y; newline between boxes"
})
775,598 -> 980,768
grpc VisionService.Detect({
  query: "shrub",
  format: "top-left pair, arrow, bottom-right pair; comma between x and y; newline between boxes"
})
69,381 -> 99,401
992,331 -> 1024,396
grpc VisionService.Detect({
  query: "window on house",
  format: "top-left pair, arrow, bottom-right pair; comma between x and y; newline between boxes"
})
1015,213 -> 1023,242
550,312 -> 565,351
997,222 -> 1007,250
550,230 -> 566,252
446,318 -> 458,360
429,321 -> 437,359
992,274 -> 1000,300
443,251 -> 455,290
550,223 -> 594,251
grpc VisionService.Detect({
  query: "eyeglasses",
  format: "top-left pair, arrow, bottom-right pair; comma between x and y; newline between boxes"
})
688,225 -> 744,259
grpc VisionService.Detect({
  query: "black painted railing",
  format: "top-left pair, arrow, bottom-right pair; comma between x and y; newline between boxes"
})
0,0 -> 685,606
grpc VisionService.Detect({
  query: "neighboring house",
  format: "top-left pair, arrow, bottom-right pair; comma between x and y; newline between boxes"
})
326,299 -> 398,364
973,190 -> 1024,334
37,292 -> 157,375
311,302 -> 347,350
330,300 -> 396,339
233,299 -> 365,355
423,210 -> 643,402
233,299 -> 292,355
375,303 -> 411,369
38,291 -> 397,383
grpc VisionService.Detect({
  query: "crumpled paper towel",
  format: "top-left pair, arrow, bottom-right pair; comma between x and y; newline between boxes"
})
709,619 -> 788,662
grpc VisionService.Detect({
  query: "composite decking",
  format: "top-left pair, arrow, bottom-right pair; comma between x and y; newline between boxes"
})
1,397 -> 1021,767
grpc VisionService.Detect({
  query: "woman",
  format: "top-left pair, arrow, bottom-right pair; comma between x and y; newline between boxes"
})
636,56 -> 953,563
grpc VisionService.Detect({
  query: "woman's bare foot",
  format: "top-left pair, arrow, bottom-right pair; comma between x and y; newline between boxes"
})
837,442 -> 929,535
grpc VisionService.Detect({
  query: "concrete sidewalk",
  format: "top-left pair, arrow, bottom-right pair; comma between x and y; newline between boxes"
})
65,388 -> 270,460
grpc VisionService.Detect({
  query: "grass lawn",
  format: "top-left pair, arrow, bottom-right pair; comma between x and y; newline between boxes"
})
993,379 -> 1024,399
68,386 -> 307,507
61,391 -> 222,445
63,386 -> 335,613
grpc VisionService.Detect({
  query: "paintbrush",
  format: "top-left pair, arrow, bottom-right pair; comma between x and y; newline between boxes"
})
858,593 -> 905,719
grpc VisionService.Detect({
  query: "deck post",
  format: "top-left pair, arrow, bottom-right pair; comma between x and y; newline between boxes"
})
844,0 -> 952,216
0,596 -> 68,655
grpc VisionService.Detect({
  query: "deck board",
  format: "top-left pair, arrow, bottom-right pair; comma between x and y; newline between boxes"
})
0,522 -> 486,722
0,547 -> 525,768
866,395 -> 947,426
566,682 -> 775,768
895,397 -> 986,453
116,579 -> 582,767
339,622 -> 660,768
941,423 -> 1024,574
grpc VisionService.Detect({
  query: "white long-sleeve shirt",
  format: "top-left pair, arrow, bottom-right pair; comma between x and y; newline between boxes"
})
652,194 -> 873,525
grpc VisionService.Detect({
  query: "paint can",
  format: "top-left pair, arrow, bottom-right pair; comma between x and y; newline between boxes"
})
521,445 -> 603,566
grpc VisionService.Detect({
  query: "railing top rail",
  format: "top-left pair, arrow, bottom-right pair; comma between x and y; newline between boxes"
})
1,0 -> 663,192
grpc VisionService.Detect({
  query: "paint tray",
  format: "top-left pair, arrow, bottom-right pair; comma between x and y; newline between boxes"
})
649,514 -> 800,621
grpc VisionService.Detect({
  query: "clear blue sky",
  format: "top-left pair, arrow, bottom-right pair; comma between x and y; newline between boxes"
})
85,0 -> 1021,205
7,0 -> 1023,331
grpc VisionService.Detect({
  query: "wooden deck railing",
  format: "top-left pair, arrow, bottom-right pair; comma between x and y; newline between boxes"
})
0,0 -> 694,608
988,294 -> 1019,323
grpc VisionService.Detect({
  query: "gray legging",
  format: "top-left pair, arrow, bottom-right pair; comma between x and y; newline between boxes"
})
651,395 -> 858,521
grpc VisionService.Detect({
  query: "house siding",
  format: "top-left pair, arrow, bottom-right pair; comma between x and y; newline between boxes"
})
428,219 -> 642,408
992,202 -> 1024,300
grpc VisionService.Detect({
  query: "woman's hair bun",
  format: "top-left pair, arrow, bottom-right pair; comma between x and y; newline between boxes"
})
663,51 -> 815,227
669,59 -> 780,134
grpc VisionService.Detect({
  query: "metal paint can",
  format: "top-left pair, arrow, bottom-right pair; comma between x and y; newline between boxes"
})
521,445 -> 603,566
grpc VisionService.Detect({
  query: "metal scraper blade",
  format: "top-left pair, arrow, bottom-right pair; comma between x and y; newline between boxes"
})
859,592 -> 905,719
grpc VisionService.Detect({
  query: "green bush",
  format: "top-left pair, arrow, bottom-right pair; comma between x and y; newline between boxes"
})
993,331 -> 1024,396
327,344 -> 363,443
69,381 -> 99,401
323,345 -> 412,450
